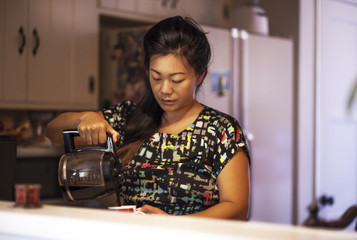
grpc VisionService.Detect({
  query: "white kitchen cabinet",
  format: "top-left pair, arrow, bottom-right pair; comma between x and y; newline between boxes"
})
3,0 -> 52,103
27,0 -> 51,103
97,0 -> 231,28
1,0 -> 98,110
117,0 -> 136,12
182,0 -> 231,27
136,0 -> 155,15
3,0 -> 28,102
71,0 -> 98,108
0,0 -> 4,101
99,0 -> 116,9
99,0 -> 136,12
136,0 -> 184,18
152,0 -> 185,18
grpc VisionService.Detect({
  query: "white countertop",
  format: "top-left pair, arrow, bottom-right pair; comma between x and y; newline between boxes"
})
0,201 -> 356,240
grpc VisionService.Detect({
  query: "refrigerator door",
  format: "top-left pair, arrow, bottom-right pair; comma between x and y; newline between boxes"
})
201,27 -> 294,224
244,33 -> 294,224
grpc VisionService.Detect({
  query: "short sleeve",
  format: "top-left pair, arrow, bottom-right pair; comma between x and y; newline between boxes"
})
102,100 -> 137,145
211,116 -> 249,177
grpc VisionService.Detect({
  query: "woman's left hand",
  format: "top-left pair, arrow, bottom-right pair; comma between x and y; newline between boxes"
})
138,205 -> 168,215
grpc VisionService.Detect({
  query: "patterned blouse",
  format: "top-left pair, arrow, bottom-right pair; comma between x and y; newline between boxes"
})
102,100 -> 249,215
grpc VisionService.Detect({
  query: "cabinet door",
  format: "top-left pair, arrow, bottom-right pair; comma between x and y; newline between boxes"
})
117,0 -> 135,12
152,0 -> 185,18
27,0 -> 51,102
98,0 -> 116,9
72,0 -> 98,110
0,0 -> 4,100
46,0 -> 73,104
4,0 -> 27,101
137,0 -> 154,15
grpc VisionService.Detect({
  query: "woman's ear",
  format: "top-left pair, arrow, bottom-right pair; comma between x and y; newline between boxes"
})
196,71 -> 206,87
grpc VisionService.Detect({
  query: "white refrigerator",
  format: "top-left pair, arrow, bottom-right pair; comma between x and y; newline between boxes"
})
101,25 -> 294,224
198,26 -> 294,224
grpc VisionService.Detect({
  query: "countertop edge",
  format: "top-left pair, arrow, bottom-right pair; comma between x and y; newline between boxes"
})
0,201 -> 356,240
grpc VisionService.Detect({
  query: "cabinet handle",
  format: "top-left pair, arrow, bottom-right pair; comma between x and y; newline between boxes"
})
171,0 -> 178,9
32,28 -> 40,56
18,26 -> 26,55
89,76 -> 95,94
161,0 -> 169,7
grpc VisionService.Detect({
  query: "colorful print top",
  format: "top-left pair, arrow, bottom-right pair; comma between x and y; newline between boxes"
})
102,100 -> 249,215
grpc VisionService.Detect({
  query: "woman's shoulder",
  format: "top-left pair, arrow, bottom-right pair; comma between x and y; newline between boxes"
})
115,100 -> 138,109
200,104 -> 239,127
103,100 -> 137,113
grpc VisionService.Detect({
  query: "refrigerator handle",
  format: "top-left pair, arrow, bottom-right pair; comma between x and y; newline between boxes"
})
239,30 -> 249,130
231,28 -> 240,122
231,28 -> 254,142
231,29 -> 250,130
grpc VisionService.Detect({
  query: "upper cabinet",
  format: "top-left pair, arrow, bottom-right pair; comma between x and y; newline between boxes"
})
0,0 -> 4,101
98,0 -> 232,28
71,0 -> 98,108
3,0 -> 29,102
0,0 -> 98,110
0,0 -> 230,111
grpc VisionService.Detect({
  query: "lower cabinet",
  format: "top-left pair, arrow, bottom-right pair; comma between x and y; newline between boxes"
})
15,157 -> 62,200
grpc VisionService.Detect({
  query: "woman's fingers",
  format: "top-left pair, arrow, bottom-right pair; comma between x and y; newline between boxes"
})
78,124 -> 101,145
98,128 -> 108,145
139,205 -> 168,215
91,130 -> 100,145
107,126 -> 119,143
77,114 -> 118,145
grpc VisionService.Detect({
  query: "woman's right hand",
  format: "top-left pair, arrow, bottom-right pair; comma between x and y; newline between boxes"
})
77,111 -> 119,145
45,111 -> 119,145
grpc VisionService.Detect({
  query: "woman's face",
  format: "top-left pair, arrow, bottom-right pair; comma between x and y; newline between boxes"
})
149,54 -> 202,114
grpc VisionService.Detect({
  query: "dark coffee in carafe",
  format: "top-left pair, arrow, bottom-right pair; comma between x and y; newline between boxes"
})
58,130 -> 120,201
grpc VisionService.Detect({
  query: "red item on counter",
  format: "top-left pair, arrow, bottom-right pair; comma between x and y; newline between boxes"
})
108,206 -> 136,213
15,184 -> 27,206
15,184 -> 42,207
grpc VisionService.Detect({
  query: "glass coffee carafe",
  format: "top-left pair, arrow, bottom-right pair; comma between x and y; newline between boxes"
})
58,130 -> 120,201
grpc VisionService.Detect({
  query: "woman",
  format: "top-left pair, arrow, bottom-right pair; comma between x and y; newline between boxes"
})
46,16 -> 250,220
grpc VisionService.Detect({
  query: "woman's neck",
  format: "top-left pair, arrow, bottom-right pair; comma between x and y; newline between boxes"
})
160,101 -> 203,134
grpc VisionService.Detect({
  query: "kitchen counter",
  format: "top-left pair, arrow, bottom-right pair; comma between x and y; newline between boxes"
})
0,201 -> 356,240
17,146 -> 64,158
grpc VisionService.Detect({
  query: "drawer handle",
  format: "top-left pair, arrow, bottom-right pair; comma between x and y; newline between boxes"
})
32,28 -> 40,56
18,26 -> 26,55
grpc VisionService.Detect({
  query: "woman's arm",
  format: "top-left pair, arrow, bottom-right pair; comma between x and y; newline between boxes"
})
192,149 -> 250,220
140,149 -> 250,220
45,111 -> 119,145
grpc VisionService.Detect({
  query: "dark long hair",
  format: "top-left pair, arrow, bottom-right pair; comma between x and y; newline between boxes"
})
118,16 -> 211,165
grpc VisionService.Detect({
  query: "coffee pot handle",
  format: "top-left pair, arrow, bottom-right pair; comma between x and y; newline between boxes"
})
63,129 -> 115,154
